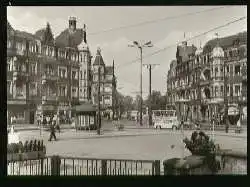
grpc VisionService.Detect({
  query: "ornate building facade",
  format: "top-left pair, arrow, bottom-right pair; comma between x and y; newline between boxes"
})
92,48 -> 116,116
7,17 -> 92,124
166,32 -> 247,124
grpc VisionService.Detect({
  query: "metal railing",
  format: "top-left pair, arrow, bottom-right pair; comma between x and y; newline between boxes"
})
7,156 -> 160,176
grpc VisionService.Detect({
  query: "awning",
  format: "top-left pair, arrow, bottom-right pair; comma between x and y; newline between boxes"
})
73,103 -> 97,113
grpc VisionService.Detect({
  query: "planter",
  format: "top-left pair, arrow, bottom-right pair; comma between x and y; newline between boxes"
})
7,150 -> 46,162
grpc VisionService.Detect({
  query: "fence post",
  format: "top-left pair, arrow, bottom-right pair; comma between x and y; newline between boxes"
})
40,158 -> 44,175
51,155 -> 61,176
154,160 -> 161,175
101,160 -> 107,176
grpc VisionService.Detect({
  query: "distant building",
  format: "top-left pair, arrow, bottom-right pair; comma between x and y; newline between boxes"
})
166,32 -> 247,124
7,17 -> 92,124
92,48 -> 117,115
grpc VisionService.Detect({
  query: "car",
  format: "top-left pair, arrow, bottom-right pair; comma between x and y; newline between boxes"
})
154,118 -> 179,130
129,111 -> 138,121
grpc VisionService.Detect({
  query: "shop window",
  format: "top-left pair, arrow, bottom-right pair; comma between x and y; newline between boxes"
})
17,112 -> 24,119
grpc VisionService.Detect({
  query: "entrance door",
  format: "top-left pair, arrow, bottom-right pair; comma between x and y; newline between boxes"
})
30,111 -> 35,124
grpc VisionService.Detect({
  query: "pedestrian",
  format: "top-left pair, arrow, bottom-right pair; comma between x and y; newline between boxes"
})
37,115 -> 41,127
55,115 -> 60,133
48,122 -> 57,141
46,116 -> 50,126
236,118 -> 241,133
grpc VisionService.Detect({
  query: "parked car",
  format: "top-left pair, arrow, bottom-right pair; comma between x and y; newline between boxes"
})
154,118 -> 179,130
129,111 -> 138,121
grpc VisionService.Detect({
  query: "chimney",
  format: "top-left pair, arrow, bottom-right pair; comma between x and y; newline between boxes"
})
182,41 -> 187,47
69,16 -> 76,32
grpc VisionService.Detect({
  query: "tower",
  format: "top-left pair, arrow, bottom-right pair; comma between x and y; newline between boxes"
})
69,16 -> 77,32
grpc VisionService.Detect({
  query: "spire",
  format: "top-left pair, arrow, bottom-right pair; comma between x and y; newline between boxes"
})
83,24 -> 87,43
215,33 -> 219,46
97,47 -> 101,55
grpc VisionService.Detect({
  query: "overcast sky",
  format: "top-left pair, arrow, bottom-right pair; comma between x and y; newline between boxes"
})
7,6 -> 247,98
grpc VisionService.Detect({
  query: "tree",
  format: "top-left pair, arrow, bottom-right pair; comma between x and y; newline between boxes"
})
133,95 -> 141,111
144,90 -> 167,110
43,22 -> 54,45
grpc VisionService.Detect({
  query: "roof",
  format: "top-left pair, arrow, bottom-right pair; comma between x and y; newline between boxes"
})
34,28 -> 46,40
176,45 -> 196,62
105,66 -> 113,75
73,103 -> 97,113
93,49 -> 105,66
55,28 -> 83,48
203,31 -> 247,53
15,30 -> 40,41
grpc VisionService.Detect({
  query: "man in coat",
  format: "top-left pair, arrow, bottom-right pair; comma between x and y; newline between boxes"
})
48,123 -> 57,141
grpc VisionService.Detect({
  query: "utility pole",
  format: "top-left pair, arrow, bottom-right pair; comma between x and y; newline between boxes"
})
224,51 -> 229,133
97,48 -> 101,135
128,41 -> 153,126
140,47 -> 143,126
112,60 -> 115,120
143,63 -> 159,126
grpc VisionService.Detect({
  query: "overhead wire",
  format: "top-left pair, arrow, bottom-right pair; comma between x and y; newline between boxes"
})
88,6 -> 229,36
116,16 -> 246,69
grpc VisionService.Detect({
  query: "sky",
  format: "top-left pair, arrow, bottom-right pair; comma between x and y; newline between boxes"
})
7,6 -> 247,99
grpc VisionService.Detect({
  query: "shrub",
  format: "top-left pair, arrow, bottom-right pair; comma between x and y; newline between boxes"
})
7,139 -> 46,154
183,131 -> 221,173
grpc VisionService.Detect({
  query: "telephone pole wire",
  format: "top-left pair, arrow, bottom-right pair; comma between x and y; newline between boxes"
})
143,63 -> 160,127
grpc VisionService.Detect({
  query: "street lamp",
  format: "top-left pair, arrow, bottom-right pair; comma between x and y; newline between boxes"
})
176,98 -> 190,159
128,41 -> 153,126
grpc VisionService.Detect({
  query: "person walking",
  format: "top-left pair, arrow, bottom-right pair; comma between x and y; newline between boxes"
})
37,115 -> 41,127
48,122 -> 57,141
54,115 -> 60,133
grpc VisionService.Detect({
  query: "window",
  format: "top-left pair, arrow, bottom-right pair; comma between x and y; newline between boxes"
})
72,87 -> 77,97
59,86 -> 67,96
30,83 -> 37,96
7,63 -> 11,71
30,63 -> 36,74
234,85 -> 240,96
227,65 -> 229,74
227,85 -> 230,96
104,96 -> 110,100
72,71 -> 76,79
17,112 -> 24,119
7,81 -> 11,95
215,67 -> 218,78
80,71 -> 83,79
220,86 -> 224,96
16,86 -> 24,97
214,86 -> 218,97
234,65 -> 240,76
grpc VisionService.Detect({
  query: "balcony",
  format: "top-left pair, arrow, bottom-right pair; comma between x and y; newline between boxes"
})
42,95 -> 58,101
42,74 -> 58,81
7,95 -> 27,105
7,48 -> 17,56
200,79 -> 210,86
13,70 -> 28,77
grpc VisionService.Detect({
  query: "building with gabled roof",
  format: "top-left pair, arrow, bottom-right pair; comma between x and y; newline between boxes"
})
7,17 -> 92,125
92,48 -> 117,117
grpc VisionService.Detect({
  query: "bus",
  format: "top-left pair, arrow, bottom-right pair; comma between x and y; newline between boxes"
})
152,110 -> 179,129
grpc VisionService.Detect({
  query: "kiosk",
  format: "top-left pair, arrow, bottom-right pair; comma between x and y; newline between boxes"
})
73,103 -> 97,130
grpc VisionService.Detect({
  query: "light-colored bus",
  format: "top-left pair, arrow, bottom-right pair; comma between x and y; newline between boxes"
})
152,110 -> 179,129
